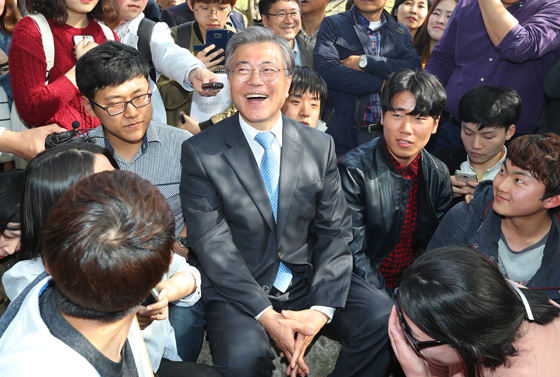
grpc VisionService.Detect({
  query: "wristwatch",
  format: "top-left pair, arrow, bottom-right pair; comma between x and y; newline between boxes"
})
358,54 -> 367,71
176,236 -> 190,249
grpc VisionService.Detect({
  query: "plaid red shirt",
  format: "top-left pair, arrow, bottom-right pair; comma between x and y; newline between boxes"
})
378,149 -> 420,289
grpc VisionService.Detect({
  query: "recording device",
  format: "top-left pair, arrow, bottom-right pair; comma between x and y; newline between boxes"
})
194,29 -> 235,62
142,288 -> 160,306
44,121 -> 97,148
73,35 -> 94,45
201,82 -> 224,90
455,170 -> 478,183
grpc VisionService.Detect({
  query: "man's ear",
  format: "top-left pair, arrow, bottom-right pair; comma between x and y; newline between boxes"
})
432,116 -> 440,134
543,194 -> 560,211
261,14 -> 270,27
505,124 -> 516,140
187,0 -> 194,11
82,95 -> 96,118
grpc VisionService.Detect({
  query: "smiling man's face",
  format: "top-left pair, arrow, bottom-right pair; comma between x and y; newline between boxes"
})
261,0 -> 301,44
228,42 -> 292,131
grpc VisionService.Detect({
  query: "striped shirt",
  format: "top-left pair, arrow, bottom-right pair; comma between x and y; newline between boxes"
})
87,121 -> 191,235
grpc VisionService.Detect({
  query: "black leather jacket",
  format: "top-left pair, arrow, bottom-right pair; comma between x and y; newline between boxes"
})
338,137 -> 452,290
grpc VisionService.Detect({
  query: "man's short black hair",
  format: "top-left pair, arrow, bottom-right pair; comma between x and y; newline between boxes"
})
381,69 -> 446,119
259,0 -> 301,16
459,85 -> 521,130
289,66 -> 328,112
76,41 -> 150,100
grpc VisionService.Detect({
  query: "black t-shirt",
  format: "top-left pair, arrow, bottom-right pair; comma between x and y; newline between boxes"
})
39,284 -> 139,377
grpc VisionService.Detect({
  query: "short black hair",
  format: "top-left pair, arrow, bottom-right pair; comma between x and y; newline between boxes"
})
289,66 -> 328,112
76,41 -> 150,100
259,0 -> 301,16
459,85 -> 521,130
381,68 -> 446,119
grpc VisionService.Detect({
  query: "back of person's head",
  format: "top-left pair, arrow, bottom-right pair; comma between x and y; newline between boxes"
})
459,85 -> 521,131
44,170 -> 174,322
398,246 -> 560,377
507,133 -> 560,202
27,0 -> 120,26
77,41 -> 150,100
0,169 -> 25,235
381,68 -> 446,119
289,66 -> 328,112
225,26 -> 295,77
259,0 -> 301,15
20,143 -> 118,262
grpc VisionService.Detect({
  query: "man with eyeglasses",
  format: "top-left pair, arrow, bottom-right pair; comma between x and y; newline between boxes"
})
77,41 -> 206,362
180,26 -> 393,377
160,0 -> 245,31
260,0 -> 314,68
315,0 -> 421,154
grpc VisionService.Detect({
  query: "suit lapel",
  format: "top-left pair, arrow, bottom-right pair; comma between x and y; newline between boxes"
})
277,118 -> 303,239
223,115 -> 277,233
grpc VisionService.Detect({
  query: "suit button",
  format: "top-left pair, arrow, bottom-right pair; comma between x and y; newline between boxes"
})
278,252 -> 284,258
263,285 -> 270,293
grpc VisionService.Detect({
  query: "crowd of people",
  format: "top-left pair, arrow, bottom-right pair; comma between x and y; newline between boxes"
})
0,0 -> 559,376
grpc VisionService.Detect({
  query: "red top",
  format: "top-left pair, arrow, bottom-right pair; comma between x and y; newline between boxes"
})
9,16 -> 117,130
378,149 -> 420,290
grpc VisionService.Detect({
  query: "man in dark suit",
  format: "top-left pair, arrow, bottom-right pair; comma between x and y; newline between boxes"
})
180,26 -> 392,377
161,1 -> 245,30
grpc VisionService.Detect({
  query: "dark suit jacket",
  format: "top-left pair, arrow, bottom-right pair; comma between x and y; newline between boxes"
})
295,33 -> 314,68
161,2 -> 246,30
180,114 -> 353,317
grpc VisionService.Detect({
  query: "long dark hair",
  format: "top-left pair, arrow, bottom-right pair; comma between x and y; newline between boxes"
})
413,0 -> 457,66
1,0 -> 22,34
19,143 -> 118,262
398,247 -> 560,377
0,169 -> 25,235
26,0 -> 120,26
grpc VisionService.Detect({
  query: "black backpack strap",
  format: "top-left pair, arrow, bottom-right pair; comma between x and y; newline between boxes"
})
0,271 -> 49,338
137,17 -> 157,82
176,21 -> 195,49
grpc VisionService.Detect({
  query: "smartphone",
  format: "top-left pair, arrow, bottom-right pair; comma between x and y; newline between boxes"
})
455,170 -> 478,183
142,288 -> 160,306
201,82 -> 224,90
193,29 -> 235,62
73,35 -> 94,45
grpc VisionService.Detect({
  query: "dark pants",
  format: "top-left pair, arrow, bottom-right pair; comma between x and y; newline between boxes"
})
156,358 -> 222,377
204,274 -> 393,377
168,300 -> 206,362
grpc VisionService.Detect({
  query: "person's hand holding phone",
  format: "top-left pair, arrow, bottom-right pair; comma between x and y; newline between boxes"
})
189,67 -> 221,97
177,111 -> 202,135
136,287 -> 169,330
74,38 -> 98,61
197,44 -> 225,72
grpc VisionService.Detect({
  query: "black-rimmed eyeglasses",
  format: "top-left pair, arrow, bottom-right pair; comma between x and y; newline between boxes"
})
265,11 -> 301,21
89,92 -> 152,116
394,288 -> 447,352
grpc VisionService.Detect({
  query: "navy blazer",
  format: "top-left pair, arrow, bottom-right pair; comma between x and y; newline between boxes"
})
180,114 -> 353,317
161,2 -> 245,30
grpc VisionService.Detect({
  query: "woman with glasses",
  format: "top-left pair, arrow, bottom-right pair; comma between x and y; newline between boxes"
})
157,0 -> 237,128
389,246 -> 560,377
8,0 -> 118,131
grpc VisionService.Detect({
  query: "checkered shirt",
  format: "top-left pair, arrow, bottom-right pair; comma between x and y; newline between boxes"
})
356,10 -> 386,126
378,149 -> 420,289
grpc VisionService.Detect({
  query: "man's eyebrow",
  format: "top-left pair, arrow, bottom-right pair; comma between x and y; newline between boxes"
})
290,93 -> 303,98
103,88 -> 147,102
235,60 -> 276,66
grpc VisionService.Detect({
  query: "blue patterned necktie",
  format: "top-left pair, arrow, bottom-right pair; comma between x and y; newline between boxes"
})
254,131 -> 292,293
254,132 -> 279,222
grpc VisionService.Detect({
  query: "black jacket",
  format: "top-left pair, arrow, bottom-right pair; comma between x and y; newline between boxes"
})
338,137 -> 452,290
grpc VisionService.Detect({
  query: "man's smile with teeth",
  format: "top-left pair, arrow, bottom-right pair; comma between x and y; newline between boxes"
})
246,94 -> 268,99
